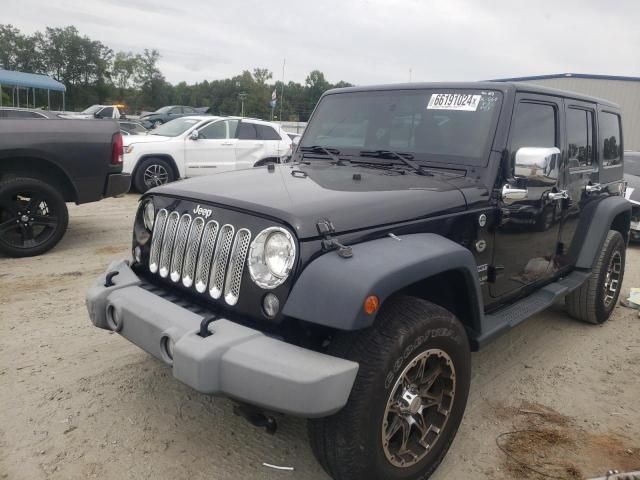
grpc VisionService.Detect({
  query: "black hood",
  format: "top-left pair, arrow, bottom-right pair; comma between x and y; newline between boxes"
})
154,163 -> 470,239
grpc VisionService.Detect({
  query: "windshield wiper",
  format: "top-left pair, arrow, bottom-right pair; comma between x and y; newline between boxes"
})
300,145 -> 346,164
359,150 -> 433,176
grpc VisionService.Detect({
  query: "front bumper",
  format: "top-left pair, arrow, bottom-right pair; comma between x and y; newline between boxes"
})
104,173 -> 131,197
86,260 -> 359,417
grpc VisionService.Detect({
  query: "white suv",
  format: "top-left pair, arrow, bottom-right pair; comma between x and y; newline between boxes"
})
123,116 -> 292,192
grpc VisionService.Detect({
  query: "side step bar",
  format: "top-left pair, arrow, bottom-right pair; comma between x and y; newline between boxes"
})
476,270 -> 591,348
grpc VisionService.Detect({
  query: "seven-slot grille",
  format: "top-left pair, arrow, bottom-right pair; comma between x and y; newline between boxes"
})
148,208 -> 252,306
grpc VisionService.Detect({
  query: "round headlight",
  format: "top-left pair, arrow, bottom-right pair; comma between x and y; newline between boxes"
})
249,227 -> 296,289
143,199 -> 155,230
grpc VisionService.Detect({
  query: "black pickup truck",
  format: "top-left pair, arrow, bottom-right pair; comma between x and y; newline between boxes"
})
87,82 -> 631,480
0,119 -> 131,257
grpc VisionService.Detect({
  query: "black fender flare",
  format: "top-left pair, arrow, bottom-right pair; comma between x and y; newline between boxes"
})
282,233 -> 484,332
570,195 -> 631,269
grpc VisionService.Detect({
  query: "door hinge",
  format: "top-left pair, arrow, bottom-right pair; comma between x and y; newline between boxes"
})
316,219 -> 353,258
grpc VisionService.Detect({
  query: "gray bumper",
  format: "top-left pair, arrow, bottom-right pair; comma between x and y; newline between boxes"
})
86,260 -> 359,417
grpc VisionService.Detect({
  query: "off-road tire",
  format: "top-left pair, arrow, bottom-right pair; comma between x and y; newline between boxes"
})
308,296 -> 471,480
133,157 -> 176,193
0,177 -> 69,257
566,230 -> 626,324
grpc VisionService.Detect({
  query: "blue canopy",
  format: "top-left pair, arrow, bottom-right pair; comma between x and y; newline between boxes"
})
0,69 -> 66,92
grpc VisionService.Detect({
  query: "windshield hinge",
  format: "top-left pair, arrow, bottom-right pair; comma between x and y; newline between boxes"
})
317,219 -> 353,258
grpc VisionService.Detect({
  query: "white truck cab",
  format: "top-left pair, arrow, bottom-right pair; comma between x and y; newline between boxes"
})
123,116 -> 292,192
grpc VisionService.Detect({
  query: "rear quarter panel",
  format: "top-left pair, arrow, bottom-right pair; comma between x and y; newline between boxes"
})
0,119 -> 121,203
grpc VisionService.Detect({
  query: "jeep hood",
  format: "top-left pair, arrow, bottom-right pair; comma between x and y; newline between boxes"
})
154,163 -> 473,239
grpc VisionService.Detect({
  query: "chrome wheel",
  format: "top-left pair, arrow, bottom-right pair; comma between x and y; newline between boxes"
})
603,250 -> 622,307
382,349 -> 456,468
143,164 -> 169,188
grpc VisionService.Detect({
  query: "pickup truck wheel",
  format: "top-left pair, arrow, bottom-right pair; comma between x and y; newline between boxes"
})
565,230 -> 625,324
134,158 -> 175,193
308,296 -> 471,480
0,177 -> 69,257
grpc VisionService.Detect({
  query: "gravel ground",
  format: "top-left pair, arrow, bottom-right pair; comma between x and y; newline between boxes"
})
1,194 -> 639,480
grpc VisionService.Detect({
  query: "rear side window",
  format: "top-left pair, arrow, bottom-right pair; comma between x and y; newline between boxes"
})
600,112 -> 622,167
238,122 -> 258,140
100,107 -> 114,117
510,102 -> 557,153
255,124 -> 282,140
566,108 -> 594,168
183,106 -> 195,114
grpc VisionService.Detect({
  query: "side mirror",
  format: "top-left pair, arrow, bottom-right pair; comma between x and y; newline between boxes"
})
188,130 -> 199,141
514,147 -> 561,182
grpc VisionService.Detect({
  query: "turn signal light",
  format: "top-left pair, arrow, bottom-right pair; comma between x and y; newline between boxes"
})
364,295 -> 380,315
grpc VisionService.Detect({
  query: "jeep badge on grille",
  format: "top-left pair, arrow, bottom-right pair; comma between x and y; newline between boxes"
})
193,205 -> 212,219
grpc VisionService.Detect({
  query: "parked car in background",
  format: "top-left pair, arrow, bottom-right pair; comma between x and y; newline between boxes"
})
625,151 -> 640,241
0,119 -> 130,257
0,107 -> 62,119
63,104 -> 126,120
139,106 -> 203,129
119,120 -> 148,136
123,116 -> 290,192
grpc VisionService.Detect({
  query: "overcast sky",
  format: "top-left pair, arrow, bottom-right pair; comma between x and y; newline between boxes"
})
5,0 -> 640,86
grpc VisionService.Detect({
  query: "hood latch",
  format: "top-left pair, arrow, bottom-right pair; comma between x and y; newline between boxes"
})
317,219 -> 353,259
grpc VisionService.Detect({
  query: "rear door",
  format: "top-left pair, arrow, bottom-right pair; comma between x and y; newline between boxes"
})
185,119 -> 238,176
556,100 -> 598,267
235,121 -> 266,168
255,124 -> 284,158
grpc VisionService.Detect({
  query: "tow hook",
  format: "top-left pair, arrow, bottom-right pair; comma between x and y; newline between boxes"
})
104,271 -> 119,287
233,403 -> 278,434
198,315 -> 217,338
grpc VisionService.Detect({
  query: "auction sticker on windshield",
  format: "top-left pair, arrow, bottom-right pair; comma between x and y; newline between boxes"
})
427,93 -> 481,111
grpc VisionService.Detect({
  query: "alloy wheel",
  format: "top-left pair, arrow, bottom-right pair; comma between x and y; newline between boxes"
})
143,164 -> 169,188
603,250 -> 622,307
0,192 -> 59,251
381,348 -> 456,468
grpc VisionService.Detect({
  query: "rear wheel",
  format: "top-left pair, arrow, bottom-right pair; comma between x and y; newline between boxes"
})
308,296 -> 471,480
0,177 -> 69,257
566,230 -> 626,324
133,157 -> 176,193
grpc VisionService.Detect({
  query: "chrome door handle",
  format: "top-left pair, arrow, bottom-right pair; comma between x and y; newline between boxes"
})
501,184 -> 528,204
548,190 -> 569,201
221,142 -> 234,146
585,183 -> 602,193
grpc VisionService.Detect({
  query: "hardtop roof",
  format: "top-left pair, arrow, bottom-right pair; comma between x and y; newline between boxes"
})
324,81 -> 619,109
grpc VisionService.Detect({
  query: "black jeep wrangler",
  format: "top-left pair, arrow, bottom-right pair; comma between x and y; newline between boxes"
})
87,82 -> 631,480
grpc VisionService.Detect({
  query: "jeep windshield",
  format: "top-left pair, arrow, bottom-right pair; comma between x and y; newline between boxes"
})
300,89 -> 503,167
150,118 -> 200,137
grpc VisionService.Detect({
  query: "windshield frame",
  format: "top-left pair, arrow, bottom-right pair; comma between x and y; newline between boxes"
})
299,88 -> 504,168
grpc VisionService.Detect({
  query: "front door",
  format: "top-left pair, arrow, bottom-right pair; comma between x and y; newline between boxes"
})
185,119 -> 238,177
490,94 -> 564,298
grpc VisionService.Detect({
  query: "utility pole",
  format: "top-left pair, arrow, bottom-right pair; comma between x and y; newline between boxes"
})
238,92 -> 247,117
279,59 -> 286,121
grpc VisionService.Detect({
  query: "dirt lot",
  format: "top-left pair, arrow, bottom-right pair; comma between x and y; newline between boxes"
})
1,194 -> 639,480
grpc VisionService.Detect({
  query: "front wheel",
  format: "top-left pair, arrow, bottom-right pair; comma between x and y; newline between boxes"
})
0,177 -> 69,257
133,157 -> 176,193
308,297 -> 471,480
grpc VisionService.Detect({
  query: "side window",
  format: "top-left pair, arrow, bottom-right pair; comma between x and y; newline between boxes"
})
600,112 -> 622,167
227,119 -> 239,138
238,122 -> 258,140
198,121 -> 227,140
183,106 -> 195,114
566,108 -> 594,169
510,102 -> 557,154
99,107 -> 114,118
255,124 -> 282,140
170,107 -> 182,114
